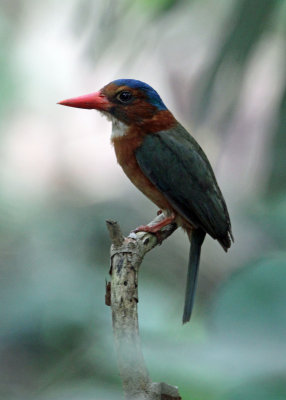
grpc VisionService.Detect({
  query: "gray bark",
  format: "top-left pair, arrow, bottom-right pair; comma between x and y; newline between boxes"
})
106,214 -> 182,400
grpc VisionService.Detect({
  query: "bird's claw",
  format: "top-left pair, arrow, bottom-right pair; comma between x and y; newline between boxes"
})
132,225 -> 163,245
132,225 -> 151,234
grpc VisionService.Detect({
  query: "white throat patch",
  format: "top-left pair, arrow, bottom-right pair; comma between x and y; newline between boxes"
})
111,117 -> 128,139
111,118 -> 128,139
101,112 -> 128,139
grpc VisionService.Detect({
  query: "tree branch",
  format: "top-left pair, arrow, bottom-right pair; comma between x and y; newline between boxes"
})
106,214 -> 182,400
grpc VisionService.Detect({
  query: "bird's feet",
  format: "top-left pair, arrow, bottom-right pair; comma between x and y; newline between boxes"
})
133,214 -> 176,244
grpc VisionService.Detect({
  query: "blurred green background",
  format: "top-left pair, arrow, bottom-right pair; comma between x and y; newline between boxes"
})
0,0 -> 286,399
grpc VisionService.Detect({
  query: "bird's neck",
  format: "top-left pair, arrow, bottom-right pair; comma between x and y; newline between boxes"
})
110,110 -> 176,142
111,118 -> 128,140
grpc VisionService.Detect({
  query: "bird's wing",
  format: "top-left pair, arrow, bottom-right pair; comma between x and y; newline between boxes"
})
135,124 -> 232,248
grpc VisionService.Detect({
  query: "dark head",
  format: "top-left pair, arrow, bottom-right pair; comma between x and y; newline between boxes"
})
58,79 -> 168,125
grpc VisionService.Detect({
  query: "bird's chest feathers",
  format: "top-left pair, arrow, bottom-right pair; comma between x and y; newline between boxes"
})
112,130 -> 170,210
112,130 -> 145,181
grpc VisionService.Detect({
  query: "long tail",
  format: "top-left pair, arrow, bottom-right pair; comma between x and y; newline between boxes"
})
182,228 -> 206,324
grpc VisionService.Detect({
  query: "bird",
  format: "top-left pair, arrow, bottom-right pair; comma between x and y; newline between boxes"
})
58,79 -> 233,323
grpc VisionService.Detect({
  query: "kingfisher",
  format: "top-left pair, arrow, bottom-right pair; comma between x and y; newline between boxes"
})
58,79 -> 233,323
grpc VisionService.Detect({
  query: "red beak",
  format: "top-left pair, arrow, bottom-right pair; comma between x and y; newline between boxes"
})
57,91 -> 110,111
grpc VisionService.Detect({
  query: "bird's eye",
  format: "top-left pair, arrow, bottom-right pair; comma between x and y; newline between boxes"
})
117,91 -> 133,103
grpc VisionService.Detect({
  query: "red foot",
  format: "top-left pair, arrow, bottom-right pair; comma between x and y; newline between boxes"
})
133,214 -> 176,234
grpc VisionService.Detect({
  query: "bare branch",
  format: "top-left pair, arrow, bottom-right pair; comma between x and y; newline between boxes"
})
106,219 -> 125,246
106,214 -> 181,400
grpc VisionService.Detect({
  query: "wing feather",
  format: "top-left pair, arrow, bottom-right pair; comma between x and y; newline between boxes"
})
135,124 -> 232,248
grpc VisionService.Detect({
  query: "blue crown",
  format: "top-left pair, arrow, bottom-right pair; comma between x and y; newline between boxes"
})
112,79 -> 167,111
